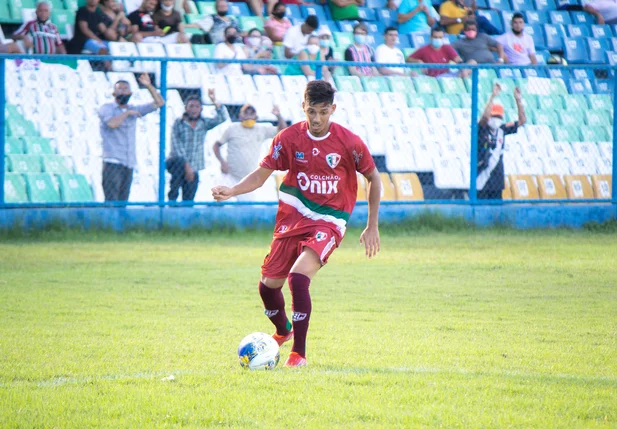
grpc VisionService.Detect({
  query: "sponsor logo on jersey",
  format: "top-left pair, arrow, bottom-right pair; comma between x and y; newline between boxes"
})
326,153 -> 341,169
295,151 -> 304,160
292,312 -> 307,322
264,309 -> 279,318
297,172 -> 339,195
315,231 -> 327,242
312,148 -> 320,156
272,142 -> 282,160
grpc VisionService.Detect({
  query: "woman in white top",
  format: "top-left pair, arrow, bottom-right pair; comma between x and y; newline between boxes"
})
214,26 -> 248,75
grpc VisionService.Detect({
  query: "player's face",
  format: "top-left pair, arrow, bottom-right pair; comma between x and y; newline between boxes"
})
303,101 -> 336,137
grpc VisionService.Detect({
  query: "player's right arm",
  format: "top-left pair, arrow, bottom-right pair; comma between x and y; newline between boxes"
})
212,167 -> 273,202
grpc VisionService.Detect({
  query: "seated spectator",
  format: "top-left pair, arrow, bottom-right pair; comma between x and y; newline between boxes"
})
264,2 -> 292,44
12,1 -> 66,54
452,20 -> 507,64
195,0 -> 241,45
375,27 -> 409,76
69,0 -> 109,54
128,0 -> 170,43
407,26 -> 467,77
285,35 -> 332,79
329,0 -> 364,21
153,0 -> 190,43
344,23 -> 380,77
243,29 -> 279,74
439,0 -> 501,35
317,26 -> 336,75
214,26 -> 247,75
496,13 -> 537,65
397,0 -> 439,34
283,14 -> 319,58
99,0 -> 131,41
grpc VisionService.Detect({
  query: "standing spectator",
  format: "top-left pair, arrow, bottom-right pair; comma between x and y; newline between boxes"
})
496,13 -> 537,65
285,35 -> 332,79
264,2 -> 292,44
213,104 -> 287,200
452,21 -> 507,64
329,0 -> 364,21
477,83 -> 526,200
167,91 -> 229,203
439,0 -> 501,35
375,27 -> 408,76
407,25 -> 466,77
69,0 -> 109,54
344,23 -> 380,76
283,15 -> 319,58
397,0 -> 439,34
244,29 -> 279,75
214,26 -> 248,75
99,0 -> 131,42
98,74 -> 165,202
12,1 -> 66,54
197,0 -> 241,45
152,0 -> 190,43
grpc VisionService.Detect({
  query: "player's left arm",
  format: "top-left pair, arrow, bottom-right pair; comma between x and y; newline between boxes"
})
360,167 -> 381,259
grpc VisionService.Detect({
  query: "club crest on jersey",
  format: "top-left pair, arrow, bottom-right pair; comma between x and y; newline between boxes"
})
272,142 -> 282,160
326,153 -> 341,169
315,231 -> 327,242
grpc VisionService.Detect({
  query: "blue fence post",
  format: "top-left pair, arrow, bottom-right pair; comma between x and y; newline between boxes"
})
158,59 -> 168,207
0,58 -> 5,206
315,65 -> 322,80
612,71 -> 617,206
469,67 -> 479,204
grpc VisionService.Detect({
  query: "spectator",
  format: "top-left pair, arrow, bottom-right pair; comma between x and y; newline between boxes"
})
344,23 -> 380,77
98,73 -> 165,202
12,1 -> 66,54
477,83 -> 526,200
128,0 -> 169,43
283,15 -> 319,58
439,0 -> 501,35
167,90 -> 229,203
264,2 -> 292,44
317,26 -> 336,75
407,25 -> 467,77
581,0 -> 610,24
152,0 -> 190,43
375,27 -> 408,76
496,13 -> 537,65
397,0 -> 439,34
244,28 -> 279,75
196,0 -> 241,45
452,21 -> 507,64
214,26 -> 247,75
213,104 -> 287,200
285,35 -> 332,79
69,0 -> 109,55
99,0 -> 131,42
329,0 -> 364,21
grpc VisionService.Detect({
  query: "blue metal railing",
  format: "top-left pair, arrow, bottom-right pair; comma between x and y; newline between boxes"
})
1,53 -> 616,209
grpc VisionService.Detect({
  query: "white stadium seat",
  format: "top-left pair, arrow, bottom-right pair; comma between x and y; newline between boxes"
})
280,75 -> 308,93
568,155 -> 597,175
433,157 -> 466,189
385,140 -> 415,172
253,75 -> 284,94
598,141 -> 613,160
515,156 -> 544,175
106,72 -> 139,92
379,92 -> 407,108
202,74 -> 231,105
165,44 -> 195,58
571,141 -> 602,160
547,141 -> 575,160
426,108 -> 454,125
109,42 -> 142,72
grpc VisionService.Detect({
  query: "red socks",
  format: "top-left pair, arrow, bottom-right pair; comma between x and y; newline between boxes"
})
258,282 -> 291,336
288,273 -> 312,358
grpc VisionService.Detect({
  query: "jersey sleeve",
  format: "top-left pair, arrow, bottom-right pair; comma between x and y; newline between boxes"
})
259,132 -> 289,171
352,136 -> 376,175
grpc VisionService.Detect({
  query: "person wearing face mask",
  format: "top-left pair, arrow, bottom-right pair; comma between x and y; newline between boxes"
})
264,2 -> 292,44
344,23 -> 380,77
98,74 -> 165,202
152,0 -> 190,43
195,0 -> 240,44
495,13 -> 537,66
375,27 -> 409,76
213,104 -> 288,200
452,21 -> 507,64
12,1 -> 66,54
283,15 -> 319,58
244,29 -> 279,75
407,26 -> 466,77
285,35 -> 332,80
214,26 -> 248,75
477,84 -> 526,200
166,90 -> 229,203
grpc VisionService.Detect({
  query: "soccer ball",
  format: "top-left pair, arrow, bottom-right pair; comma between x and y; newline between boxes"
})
238,332 -> 280,370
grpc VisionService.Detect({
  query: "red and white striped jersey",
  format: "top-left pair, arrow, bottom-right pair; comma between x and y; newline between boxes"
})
13,20 -> 63,54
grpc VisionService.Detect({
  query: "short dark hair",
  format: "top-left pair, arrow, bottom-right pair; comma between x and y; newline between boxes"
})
384,26 -> 398,35
305,15 -> 319,29
224,25 -> 237,36
304,80 -> 336,106
431,25 -> 445,36
463,19 -> 477,29
240,104 -> 257,115
512,12 -> 525,22
184,95 -> 201,106
272,1 -> 285,10
353,23 -> 368,34
114,79 -> 130,88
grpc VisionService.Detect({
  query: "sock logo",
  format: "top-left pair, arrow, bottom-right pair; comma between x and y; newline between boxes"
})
292,312 -> 307,322
264,309 -> 279,318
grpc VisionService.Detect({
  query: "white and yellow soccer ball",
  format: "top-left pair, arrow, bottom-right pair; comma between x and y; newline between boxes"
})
237,332 -> 280,370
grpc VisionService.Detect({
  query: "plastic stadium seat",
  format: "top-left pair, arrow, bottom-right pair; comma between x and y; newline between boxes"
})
572,141 -> 602,160
4,173 -> 29,203
498,68 -> 523,79
281,75 -> 308,93
24,173 -> 60,203
7,155 -> 41,173
253,75 -> 284,94
598,141 -> 613,160
587,95 -> 612,112
406,94 -> 435,109
522,68 -> 548,78
240,16 -> 264,31
334,76 -> 363,92
24,137 -> 54,155
509,175 -> 540,199
564,38 -> 589,63
558,110 -> 582,127
426,107 -> 455,125
300,5 -> 328,22
525,24 -> 547,51
489,0 -> 512,9
391,173 -> 424,200
522,94 -> 539,110
543,24 -> 565,50
433,157 -> 466,189
413,76 -> 441,94
439,78 -> 467,94
592,79 -> 613,94
385,140 -> 414,171
5,137 -> 24,155
585,110 -> 611,127
366,0 -> 386,7
566,24 -> 590,38
586,38 -> 609,63
57,174 -> 94,202
377,8 -> 395,26
476,10 -> 504,33
570,10 -> 595,25
366,32 -> 384,47
549,10 -> 571,24
229,2 -> 250,16
502,11 -> 516,26
581,126 -> 609,142
0,2 -> 13,22
595,158 -> 612,175
547,69 -> 570,82
512,0 -> 534,10
337,20 -> 354,32
591,24 -> 613,38
564,175 -> 594,199
570,68 -> 594,81
531,109 -> 556,125
538,95 -> 565,111
51,10 -> 75,38
63,0 -> 77,10
42,155 -> 73,174
535,50 -> 551,64
388,76 -> 415,93
525,11 -> 547,25
379,173 -> 397,201
361,76 -> 390,92
568,79 -> 593,94
536,175 -> 567,199
366,21 -> 386,34
333,31 -> 353,48
591,175 -> 612,199
435,94 -> 463,108
357,7 -> 376,21
548,141 -> 575,160
534,0 -> 556,10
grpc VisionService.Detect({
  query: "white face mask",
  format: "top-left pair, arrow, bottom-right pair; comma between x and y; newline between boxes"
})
307,44 -> 320,55
161,3 -> 173,11
488,117 -> 503,130
247,36 -> 261,47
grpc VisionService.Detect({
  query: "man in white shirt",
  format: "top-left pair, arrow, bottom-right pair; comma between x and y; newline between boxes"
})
283,15 -> 319,58
375,26 -> 408,76
496,13 -> 537,65
214,26 -> 247,75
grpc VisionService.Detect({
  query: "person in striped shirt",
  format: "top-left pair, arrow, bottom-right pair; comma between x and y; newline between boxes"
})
12,1 -> 66,54
211,80 -> 381,367
344,23 -> 380,77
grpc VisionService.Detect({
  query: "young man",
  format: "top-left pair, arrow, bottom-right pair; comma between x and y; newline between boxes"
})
496,13 -> 537,66
375,27 -> 408,76
407,25 -> 465,77
211,80 -> 381,367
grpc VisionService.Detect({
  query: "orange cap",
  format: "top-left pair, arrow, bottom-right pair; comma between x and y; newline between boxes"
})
490,104 -> 505,118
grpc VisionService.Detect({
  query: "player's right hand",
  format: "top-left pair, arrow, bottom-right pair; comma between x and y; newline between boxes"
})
211,186 -> 233,202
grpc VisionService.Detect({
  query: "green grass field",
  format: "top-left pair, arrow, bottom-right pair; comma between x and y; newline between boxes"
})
1,226 -> 616,428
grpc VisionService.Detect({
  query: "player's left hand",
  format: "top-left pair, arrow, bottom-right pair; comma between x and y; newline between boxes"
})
212,185 -> 234,202
360,226 -> 380,259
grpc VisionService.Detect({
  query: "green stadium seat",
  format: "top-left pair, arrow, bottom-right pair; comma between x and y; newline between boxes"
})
538,95 -> 564,111
0,2 -> 13,23
521,94 -> 539,110
407,93 -> 436,108
4,173 -> 29,203
24,173 -> 61,203
580,126 -> 609,142
51,10 -> 75,38
558,110 -> 583,127
24,137 -> 54,155
478,69 -> 498,80
333,32 -> 353,49
460,94 -> 471,108
193,44 -> 215,58
413,76 -> 441,94
272,45 -> 286,60
334,76 -> 362,92
57,174 -> 94,202
585,110 -> 611,127
7,155 -> 42,173
361,76 -> 390,92
239,16 -> 264,31
184,13 -> 205,23
6,104 -> 21,120
492,95 -> 515,109
9,0 -> 36,19
197,1 -> 215,14
49,0 -> 65,10
531,109 -> 556,125
3,157 -> 7,172
5,137 -> 24,155
474,78 -> 495,94
548,78 -> 568,95
552,125 -> 580,142
185,27 -> 205,37
42,155 -> 73,174
63,0 -> 78,10
587,94 -> 612,110
387,76 -> 415,93
7,117 -> 38,138
439,78 -> 468,94
435,94 -> 462,108
562,94 -> 588,111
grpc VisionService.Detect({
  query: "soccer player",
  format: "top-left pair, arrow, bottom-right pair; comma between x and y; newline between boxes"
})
211,80 -> 381,367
